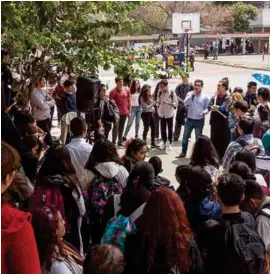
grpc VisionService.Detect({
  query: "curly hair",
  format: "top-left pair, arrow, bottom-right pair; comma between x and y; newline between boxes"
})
190,135 -> 219,168
138,188 -> 192,273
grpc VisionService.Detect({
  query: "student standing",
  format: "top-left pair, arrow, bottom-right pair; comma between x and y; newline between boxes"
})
123,79 -> 141,140
198,173 -> 267,274
209,79 -> 231,160
62,79 -> 77,115
176,79 -> 209,158
109,76 -> 131,146
31,77 -> 55,146
173,74 -> 194,142
139,84 -> 158,148
157,79 -> 178,150
244,81 -> 258,111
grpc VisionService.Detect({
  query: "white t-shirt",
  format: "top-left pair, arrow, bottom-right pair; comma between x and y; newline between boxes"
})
131,93 -> 140,107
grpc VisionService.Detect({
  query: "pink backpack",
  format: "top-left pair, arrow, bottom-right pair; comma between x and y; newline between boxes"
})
28,185 -> 65,216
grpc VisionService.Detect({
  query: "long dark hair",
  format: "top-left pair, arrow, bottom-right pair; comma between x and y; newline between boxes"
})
125,138 -> 146,159
32,206 -> 66,271
85,139 -> 122,173
190,135 -> 219,168
153,81 -> 161,100
138,188 -> 192,273
38,145 -> 81,196
140,84 -> 151,104
120,162 -> 154,217
130,79 -> 140,94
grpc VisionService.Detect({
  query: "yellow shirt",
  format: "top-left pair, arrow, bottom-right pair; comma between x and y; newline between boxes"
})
167,55 -> 174,66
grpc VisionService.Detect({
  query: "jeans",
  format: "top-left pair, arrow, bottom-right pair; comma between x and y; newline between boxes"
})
37,118 -> 53,146
141,112 -> 155,143
123,106 -> 141,138
112,115 -> 127,144
182,118 -> 204,154
160,117 -> 173,144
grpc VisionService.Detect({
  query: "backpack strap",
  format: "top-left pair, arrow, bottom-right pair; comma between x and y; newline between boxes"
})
113,194 -> 121,216
130,203 -> 146,223
258,203 -> 270,219
236,138 -> 249,148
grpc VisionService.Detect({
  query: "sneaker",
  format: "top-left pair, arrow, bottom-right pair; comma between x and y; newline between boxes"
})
151,143 -> 158,148
175,152 -> 186,159
169,144 -> 172,150
159,142 -> 166,150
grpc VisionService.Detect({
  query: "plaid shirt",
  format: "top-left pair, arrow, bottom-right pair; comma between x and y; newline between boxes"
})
222,134 -> 265,170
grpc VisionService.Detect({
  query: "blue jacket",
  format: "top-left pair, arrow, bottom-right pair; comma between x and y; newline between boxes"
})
185,197 -> 222,234
62,92 -> 77,114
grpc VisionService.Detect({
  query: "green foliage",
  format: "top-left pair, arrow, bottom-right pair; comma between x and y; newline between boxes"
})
229,2 -> 258,32
1,1 -> 142,96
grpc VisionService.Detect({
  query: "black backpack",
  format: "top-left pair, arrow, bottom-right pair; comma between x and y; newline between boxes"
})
221,212 -> 267,274
103,100 -> 120,123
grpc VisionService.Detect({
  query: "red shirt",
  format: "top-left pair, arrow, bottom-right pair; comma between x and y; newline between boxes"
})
1,203 -> 41,274
109,87 -> 130,115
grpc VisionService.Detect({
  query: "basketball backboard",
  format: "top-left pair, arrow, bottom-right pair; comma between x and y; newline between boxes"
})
172,13 -> 200,34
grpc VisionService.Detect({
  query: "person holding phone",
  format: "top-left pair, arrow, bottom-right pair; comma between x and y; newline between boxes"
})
176,79 -> 209,158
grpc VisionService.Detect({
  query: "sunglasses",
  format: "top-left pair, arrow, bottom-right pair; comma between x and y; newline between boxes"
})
217,84 -> 222,87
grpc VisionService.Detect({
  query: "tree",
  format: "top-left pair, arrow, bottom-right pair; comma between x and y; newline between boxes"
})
229,2 -> 258,32
131,1 -> 258,34
1,1 -> 141,98
132,1 -> 233,33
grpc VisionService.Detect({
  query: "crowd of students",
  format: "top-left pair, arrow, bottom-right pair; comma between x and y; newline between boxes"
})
2,56 -> 270,274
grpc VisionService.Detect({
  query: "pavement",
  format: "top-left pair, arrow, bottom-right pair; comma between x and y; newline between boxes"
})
196,54 -> 270,71
51,60 -> 268,189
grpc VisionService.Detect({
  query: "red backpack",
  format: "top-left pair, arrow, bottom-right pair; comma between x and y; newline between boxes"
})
28,185 -> 65,216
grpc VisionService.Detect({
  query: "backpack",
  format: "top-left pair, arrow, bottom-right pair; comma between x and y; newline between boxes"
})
221,212 -> 267,274
101,194 -> 145,252
102,100 -> 120,123
28,185 -> 65,217
90,175 -> 123,217
236,138 -> 270,172
158,90 -> 176,109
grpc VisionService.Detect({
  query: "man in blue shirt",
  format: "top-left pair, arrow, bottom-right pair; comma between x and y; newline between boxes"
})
176,79 -> 210,158
62,79 -> 77,114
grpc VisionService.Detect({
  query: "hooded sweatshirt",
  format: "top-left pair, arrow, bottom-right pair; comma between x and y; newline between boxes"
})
185,197 -> 222,234
1,202 -> 41,274
83,162 -> 129,190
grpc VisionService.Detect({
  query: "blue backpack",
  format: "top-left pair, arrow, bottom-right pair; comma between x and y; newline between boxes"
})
101,194 -> 145,252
